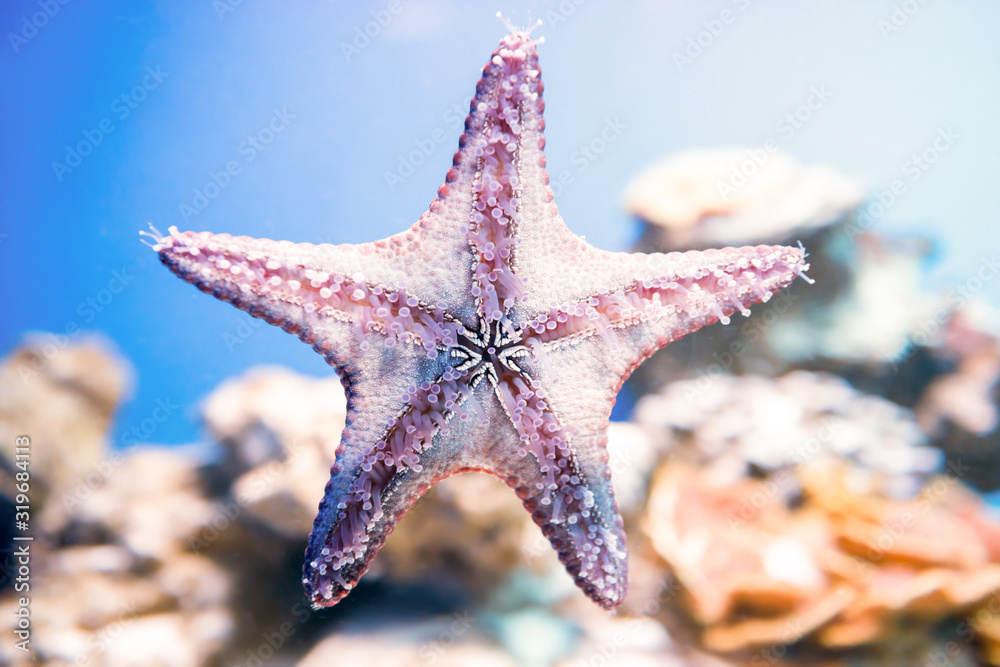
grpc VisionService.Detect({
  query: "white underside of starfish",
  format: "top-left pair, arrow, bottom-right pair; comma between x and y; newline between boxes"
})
146,19 -> 810,610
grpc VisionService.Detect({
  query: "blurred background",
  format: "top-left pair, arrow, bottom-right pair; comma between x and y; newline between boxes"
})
2,1 -> 1000,665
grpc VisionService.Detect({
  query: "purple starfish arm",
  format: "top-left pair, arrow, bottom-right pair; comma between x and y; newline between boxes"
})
522,245 -> 808,361
153,232 -> 468,355
148,23 -> 810,611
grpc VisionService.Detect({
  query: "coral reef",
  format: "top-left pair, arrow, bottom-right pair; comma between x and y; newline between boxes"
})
0,339 -> 231,666
200,366 -> 347,539
625,147 -> 863,251
915,307 -> 1000,491
644,458 -> 1000,664
0,336 -> 132,499
635,370 -> 941,497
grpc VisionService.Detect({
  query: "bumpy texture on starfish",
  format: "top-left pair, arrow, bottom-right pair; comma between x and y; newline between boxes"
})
148,26 -> 810,610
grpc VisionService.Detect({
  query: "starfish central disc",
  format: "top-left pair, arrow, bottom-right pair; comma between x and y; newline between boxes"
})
452,319 -> 530,389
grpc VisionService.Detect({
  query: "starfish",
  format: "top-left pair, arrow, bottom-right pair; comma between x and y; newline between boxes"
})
145,17 -> 811,611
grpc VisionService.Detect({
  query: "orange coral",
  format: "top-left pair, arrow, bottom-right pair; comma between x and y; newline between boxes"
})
645,459 -> 1000,662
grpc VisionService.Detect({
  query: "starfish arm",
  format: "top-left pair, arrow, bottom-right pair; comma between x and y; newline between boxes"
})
303,368 -> 486,606
483,34 -> 603,315
420,32 -> 546,325
496,35 -> 809,326
456,35 -> 545,323
483,370 -> 629,608
521,244 -> 809,371
153,229 -> 466,359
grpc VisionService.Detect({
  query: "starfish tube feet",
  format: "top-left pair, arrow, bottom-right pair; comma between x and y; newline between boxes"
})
303,371 -> 466,606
